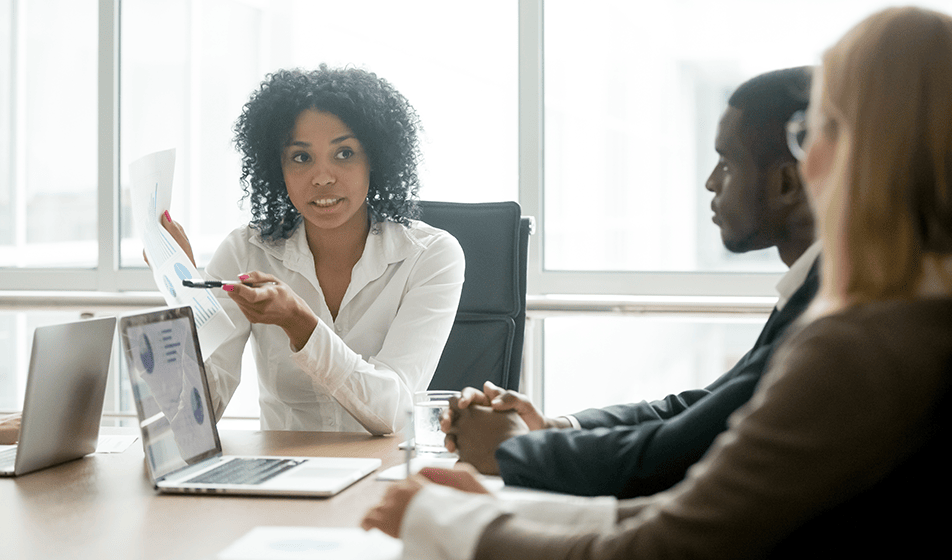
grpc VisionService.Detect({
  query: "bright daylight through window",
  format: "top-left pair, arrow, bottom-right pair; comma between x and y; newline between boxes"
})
4,0 -> 949,420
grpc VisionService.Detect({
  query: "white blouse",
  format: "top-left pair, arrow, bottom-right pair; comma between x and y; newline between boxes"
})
203,219 -> 464,435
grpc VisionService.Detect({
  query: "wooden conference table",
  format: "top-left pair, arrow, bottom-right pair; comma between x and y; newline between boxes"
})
0,428 -> 407,560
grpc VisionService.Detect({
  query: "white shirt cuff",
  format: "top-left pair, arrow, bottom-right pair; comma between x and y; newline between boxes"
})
499,490 -> 616,529
563,415 -> 582,429
401,485 -> 507,560
400,484 -> 618,560
290,321 -> 360,392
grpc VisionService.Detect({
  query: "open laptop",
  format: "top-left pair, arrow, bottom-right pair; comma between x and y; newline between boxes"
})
119,306 -> 380,497
0,316 -> 117,477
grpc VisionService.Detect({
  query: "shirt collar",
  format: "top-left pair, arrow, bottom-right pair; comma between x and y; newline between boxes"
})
350,221 -> 422,286
247,220 -> 421,283
775,241 -> 822,311
248,225 -> 313,276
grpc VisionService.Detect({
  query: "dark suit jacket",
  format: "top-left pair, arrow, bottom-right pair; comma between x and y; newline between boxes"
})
495,260 -> 821,498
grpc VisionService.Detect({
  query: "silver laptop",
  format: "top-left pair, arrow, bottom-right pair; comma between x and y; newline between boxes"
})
0,316 -> 117,477
119,306 -> 380,497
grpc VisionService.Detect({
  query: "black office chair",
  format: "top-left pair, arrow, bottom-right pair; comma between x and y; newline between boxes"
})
417,201 -> 532,392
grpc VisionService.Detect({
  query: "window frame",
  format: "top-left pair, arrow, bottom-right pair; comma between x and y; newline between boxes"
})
0,0 -> 783,297
517,0 -> 781,298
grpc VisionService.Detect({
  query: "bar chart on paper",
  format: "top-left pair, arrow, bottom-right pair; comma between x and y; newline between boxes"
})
190,292 -> 223,327
145,185 -> 180,263
130,148 -> 236,356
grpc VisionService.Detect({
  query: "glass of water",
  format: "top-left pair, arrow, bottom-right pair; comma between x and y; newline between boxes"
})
413,390 -> 460,454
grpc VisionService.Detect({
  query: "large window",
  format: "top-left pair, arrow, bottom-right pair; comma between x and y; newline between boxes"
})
542,315 -> 766,415
4,0 -> 951,420
7,0 -> 948,288
536,0 -> 952,407
534,0 -> 952,296
0,0 -> 98,268
119,0 -> 519,268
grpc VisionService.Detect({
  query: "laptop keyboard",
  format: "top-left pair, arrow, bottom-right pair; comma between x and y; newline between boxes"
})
185,457 -> 303,485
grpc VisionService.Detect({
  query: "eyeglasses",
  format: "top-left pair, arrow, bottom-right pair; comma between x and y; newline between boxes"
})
786,110 -> 808,161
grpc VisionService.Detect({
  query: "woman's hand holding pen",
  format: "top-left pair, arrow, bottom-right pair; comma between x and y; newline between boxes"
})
155,209 -> 317,349
155,211 -> 316,349
223,271 -> 318,350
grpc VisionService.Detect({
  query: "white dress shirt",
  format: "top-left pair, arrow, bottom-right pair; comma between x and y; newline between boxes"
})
774,242 -> 821,311
203,219 -> 464,435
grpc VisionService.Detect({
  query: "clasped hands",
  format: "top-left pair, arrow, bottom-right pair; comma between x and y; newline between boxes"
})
441,380 -> 573,475
439,381 -> 536,475
361,382 -> 565,539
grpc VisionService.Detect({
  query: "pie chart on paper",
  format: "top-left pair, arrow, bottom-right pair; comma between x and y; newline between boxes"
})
174,263 -> 191,280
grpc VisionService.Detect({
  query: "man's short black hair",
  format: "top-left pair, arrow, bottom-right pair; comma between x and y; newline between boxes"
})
728,66 -> 812,173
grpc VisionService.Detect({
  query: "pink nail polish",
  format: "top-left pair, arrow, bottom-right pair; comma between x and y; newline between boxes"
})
223,284 -> 234,292
238,274 -> 250,281
164,210 -> 171,223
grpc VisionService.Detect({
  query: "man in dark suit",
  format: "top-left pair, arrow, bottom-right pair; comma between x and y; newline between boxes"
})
443,66 -> 819,498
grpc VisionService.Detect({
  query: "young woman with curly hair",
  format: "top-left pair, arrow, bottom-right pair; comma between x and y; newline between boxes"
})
164,66 -> 464,435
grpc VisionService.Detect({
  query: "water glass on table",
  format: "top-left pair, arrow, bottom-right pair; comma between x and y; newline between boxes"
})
413,390 -> 460,454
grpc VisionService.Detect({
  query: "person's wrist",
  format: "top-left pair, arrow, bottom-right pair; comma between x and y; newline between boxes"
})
543,416 -> 572,430
283,301 -> 317,350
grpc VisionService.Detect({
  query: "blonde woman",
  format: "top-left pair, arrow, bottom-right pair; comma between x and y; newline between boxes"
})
362,6 -> 952,558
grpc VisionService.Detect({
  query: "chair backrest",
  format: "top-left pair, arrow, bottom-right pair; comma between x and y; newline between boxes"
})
417,201 -> 531,392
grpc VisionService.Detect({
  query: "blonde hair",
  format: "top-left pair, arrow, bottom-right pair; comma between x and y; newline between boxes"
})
815,6 -> 952,313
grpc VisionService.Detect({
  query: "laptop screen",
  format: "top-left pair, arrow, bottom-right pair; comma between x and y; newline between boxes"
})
120,306 -> 221,481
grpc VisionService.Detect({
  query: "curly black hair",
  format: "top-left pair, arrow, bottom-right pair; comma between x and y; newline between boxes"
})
234,65 -> 423,240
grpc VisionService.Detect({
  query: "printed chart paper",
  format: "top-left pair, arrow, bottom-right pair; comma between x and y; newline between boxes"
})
217,527 -> 401,560
129,148 -> 235,356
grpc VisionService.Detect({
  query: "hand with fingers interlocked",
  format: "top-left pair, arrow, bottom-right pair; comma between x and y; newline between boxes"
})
440,381 -> 572,475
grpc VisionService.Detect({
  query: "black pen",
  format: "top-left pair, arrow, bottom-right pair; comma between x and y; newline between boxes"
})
182,279 -> 276,289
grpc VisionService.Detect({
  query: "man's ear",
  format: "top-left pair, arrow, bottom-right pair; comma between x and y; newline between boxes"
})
777,160 -> 806,203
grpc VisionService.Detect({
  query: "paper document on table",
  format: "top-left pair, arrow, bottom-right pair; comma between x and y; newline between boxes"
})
376,456 -> 459,481
129,148 -> 235,356
217,527 -> 401,560
95,434 -> 138,454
